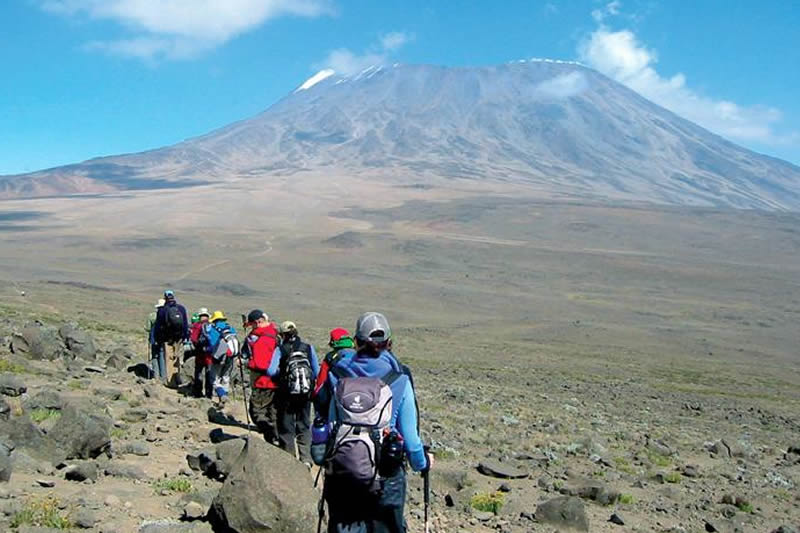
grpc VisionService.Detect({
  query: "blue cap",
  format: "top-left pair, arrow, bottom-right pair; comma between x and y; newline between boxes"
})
164,289 -> 175,298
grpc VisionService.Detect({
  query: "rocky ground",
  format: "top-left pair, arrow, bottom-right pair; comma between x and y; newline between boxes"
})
1,314 -> 799,533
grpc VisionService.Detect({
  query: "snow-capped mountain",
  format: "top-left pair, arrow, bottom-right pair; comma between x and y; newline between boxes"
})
2,61 -> 799,210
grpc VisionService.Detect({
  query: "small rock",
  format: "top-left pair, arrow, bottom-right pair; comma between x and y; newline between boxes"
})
121,408 -> 149,423
74,508 -> 98,528
23,391 -> 64,411
35,479 -> 55,487
183,501 -> 206,520
0,373 -> 27,397
104,494 -> 122,507
771,527 -> 800,533
65,462 -> 98,482
119,442 -> 150,457
0,397 -> 10,421
473,510 -> 494,522
683,465 -> 700,478
497,483 -> 512,493
609,512 -> 625,525
705,520 -> 719,532
104,462 -> 148,480
535,496 -> 589,532
477,460 -> 527,479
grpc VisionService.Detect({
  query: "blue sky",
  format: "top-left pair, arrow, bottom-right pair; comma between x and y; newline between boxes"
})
1,0 -> 799,174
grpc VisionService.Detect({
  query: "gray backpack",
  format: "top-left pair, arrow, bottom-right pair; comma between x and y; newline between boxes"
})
327,370 -> 400,491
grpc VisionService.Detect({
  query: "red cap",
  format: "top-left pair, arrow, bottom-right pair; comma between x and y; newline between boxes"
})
329,328 -> 350,342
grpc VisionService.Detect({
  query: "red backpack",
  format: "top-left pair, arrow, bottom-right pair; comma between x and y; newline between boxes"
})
246,324 -> 279,372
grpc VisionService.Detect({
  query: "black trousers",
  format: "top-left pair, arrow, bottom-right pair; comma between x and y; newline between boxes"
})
192,353 -> 212,398
250,387 -> 278,444
324,469 -> 407,533
277,398 -> 311,463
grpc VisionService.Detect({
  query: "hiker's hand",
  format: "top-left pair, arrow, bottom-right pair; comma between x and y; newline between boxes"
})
425,451 -> 435,471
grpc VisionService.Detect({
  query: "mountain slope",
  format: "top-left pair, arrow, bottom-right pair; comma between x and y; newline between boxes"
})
2,61 -> 799,210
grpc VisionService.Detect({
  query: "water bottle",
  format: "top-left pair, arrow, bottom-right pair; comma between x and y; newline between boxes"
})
311,417 -> 330,466
379,430 -> 405,477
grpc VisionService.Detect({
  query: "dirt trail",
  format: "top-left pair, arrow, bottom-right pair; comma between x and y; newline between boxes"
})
174,240 -> 273,282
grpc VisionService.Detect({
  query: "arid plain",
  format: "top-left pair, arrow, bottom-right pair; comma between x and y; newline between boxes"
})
1,175 -> 800,532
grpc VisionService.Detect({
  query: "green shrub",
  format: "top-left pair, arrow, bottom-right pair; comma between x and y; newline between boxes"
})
470,492 -> 505,514
736,501 -> 754,513
29,409 -> 61,424
0,359 -> 27,374
153,478 -> 194,494
10,495 -> 73,529
647,451 -> 671,467
664,471 -> 682,484
67,380 -> 87,390
619,493 -> 635,504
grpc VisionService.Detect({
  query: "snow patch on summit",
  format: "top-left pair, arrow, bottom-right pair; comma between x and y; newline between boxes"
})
296,69 -> 336,92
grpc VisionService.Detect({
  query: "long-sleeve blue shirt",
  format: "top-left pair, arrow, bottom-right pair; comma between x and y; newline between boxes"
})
317,348 -> 427,472
266,337 -> 320,379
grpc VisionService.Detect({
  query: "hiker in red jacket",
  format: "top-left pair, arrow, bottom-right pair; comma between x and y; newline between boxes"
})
242,309 -> 280,444
190,308 -> 211,398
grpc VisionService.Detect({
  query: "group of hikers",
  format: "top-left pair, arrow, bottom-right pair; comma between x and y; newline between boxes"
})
146,290 -> 433,533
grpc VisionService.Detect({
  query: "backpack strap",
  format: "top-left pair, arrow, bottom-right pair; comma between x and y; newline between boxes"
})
381,369 -> 402,386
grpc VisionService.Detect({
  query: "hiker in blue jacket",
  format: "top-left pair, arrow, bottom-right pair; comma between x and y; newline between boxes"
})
316,312 -> 433,533
202,311 -> 238,407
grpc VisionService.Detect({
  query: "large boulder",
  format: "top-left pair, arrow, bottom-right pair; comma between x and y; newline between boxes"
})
0,414 -> 49,458
212,438 -> 246,479
535,496 -> 589,532
59,324 -> 97,361
105,353 -> 128,371
11,324 -> 64,361
210,436 -> 317,533
49,403 -> 111,460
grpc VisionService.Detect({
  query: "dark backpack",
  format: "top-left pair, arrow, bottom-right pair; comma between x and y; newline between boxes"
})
164,305 -> 184,342
282,341 -> 314,399
326,369 -> 401,492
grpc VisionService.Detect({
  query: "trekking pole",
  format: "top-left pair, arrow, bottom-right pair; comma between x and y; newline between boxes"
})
423,445 -> 431,533
316,493 -> 325,533
237,355 -> 252,435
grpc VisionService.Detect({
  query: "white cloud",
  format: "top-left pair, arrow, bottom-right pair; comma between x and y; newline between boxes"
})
38,0 -> 331,60
579,22 -> 795,145
380,31 -> 413,52
534,71 -> 588,99
591,0 -> 621,23
317,31 -> 412,76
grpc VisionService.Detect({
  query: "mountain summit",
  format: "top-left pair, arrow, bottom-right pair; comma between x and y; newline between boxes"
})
2,61 -> 799,209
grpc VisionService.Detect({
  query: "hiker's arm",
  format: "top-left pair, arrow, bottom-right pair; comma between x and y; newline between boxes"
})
397,380 -> 426,471
313,372 -> 332,417
181,307 -> 190,341
309,345 -> 320,379
265,346 -> 281,377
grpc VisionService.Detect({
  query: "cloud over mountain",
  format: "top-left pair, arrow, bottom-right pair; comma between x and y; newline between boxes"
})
579,2 -> 798,147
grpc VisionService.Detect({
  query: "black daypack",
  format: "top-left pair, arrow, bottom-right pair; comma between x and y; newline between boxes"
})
164,305 -> 184,342
282,341 -> 314,399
